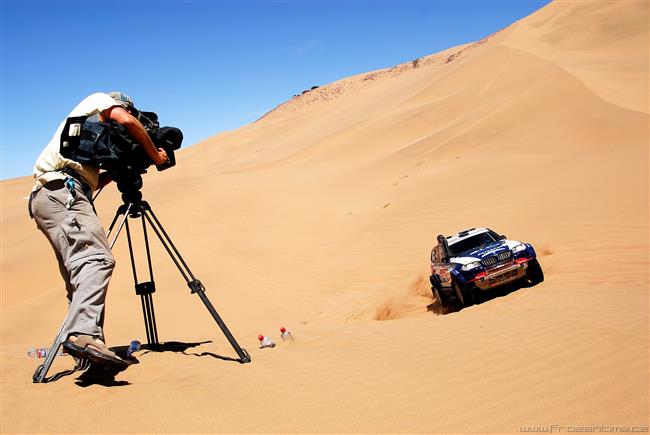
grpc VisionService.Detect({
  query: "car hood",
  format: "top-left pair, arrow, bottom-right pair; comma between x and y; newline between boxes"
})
450,240 -> 522,265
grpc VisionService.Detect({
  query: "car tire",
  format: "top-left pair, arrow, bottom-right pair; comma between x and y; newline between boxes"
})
430,275 -> 451,314
526,259 -> 544,285
453,278 -> 474,307
432,286 -> 450,314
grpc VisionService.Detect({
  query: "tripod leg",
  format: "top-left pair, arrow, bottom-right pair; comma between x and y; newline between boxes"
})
142,205 -> 192,283
108,203 -> 133,249
140,214 -> 159,345
194,285 -> 252,363
141,204 -> 250,363
141,293 -> 159,345
124,211 -> 160,346
32,319 -> 67,383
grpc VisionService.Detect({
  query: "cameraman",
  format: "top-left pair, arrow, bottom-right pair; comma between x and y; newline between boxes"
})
29,92 -> 167,368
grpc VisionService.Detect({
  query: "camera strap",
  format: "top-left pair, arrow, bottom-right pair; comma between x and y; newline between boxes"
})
92,185 -> 104,203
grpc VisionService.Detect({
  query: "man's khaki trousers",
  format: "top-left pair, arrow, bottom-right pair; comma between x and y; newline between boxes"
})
30,179 -> 115,341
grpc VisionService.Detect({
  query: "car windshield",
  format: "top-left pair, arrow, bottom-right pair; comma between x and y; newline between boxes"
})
448,231 -> 500,256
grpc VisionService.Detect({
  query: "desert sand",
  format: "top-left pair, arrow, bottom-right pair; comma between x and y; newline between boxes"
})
1,1 -> 648,433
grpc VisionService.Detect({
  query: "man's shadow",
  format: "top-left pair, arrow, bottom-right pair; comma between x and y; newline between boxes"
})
50,340 -> 240,387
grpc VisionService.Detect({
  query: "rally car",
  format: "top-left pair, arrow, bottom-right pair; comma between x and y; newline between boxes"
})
430,227 -> 544,311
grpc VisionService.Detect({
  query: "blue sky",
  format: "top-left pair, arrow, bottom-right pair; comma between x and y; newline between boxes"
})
1,0 -> 549,180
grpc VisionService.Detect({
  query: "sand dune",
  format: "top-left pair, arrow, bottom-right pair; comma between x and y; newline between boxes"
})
1,1 -> 648,433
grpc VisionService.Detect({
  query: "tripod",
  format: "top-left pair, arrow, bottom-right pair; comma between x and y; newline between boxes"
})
33,190 -> 250,383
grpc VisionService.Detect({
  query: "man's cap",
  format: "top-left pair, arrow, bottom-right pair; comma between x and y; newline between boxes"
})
107,91 -> 134,108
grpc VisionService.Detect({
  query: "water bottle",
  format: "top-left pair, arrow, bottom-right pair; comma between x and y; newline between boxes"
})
280,327 -> 294,342
27,347 -> 63,358
126,340 -> 141,357
258,335 -> 276,349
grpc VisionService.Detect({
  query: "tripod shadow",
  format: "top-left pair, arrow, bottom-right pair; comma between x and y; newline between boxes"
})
134,340 -> 243,363
42,361 -> 88,384
72,341 -> 218,387
45,340 -> 243,386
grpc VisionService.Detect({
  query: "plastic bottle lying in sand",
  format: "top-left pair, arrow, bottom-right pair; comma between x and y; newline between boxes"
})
126,340 -> 141,357
258,335 -> 276,349
27,347 -> 64,358
280,327 -> 294,342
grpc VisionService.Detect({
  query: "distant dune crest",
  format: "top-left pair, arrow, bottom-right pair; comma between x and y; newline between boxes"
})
258,0 -> 648,124
258,30 -> 504,122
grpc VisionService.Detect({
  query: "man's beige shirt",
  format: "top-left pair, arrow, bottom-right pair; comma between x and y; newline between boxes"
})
33,93 -> 121,192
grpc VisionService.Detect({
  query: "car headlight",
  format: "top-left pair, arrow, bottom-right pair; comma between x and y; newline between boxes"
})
512,244 -> 527,254
461,261 -> 481,271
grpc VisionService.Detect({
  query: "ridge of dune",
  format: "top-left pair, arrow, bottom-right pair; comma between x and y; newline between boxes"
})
1,1 -> 648,433
499,0 -> 649,113
258,30 -> 503,123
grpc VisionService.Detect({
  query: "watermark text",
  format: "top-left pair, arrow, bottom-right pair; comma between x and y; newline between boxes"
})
520,425 -> 649,433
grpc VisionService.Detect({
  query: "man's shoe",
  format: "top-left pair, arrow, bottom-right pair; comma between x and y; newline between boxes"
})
62,335 -> 129,370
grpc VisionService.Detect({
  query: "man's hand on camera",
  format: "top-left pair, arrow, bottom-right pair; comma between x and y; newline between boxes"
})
155,148 -> 169,166
103,106 -> 169,168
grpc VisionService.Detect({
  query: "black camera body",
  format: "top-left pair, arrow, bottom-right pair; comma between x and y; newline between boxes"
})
130,110 -> 182,171
60,110 -> 183,199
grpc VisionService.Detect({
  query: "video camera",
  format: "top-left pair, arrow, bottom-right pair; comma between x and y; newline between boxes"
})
107,110 -> 183,196
60,109 -> 183,200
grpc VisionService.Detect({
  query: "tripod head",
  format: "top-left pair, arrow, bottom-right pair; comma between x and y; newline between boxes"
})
120,189 -> 143,206
115,173 -> 144,206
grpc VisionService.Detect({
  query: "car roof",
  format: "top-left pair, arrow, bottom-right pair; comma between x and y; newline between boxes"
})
446,227 -> 491,245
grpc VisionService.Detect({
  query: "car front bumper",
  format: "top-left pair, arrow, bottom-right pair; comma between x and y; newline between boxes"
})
468,259 -> 530,290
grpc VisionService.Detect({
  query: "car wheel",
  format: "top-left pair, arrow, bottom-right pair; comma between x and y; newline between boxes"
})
432,286 -> 450,314
453,278 -> 474,307
526,259 -> 544,285
430,276 -> 450,314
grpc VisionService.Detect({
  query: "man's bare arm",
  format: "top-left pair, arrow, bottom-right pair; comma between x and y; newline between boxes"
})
101,106 -> 168,166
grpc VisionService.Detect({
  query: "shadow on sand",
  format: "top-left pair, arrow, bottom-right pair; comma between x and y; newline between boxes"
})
427,280 -> 542,315
42,340 -> 240,387
136,340 -> 243,363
